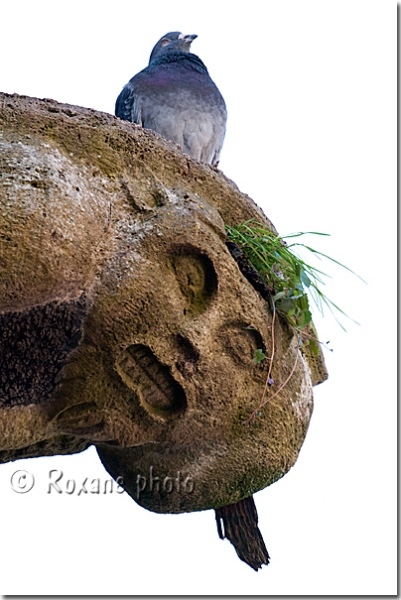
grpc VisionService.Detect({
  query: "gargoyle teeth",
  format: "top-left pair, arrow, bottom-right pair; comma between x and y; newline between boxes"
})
116,344 -> 186,419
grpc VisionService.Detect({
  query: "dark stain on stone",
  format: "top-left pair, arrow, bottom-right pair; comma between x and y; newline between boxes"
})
0,294 -> 90,407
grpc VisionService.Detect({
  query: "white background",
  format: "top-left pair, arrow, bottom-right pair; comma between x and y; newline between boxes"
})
0,0 -> 397,595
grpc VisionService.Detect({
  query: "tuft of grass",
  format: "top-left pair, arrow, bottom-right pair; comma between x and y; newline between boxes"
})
226,220 -> 364,353
226,219 -> 365,423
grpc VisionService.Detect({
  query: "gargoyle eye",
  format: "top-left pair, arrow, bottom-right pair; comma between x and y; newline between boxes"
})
160,38 -> 170,47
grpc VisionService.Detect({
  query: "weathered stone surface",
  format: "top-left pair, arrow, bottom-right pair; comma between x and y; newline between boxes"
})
0,92 -> 327,512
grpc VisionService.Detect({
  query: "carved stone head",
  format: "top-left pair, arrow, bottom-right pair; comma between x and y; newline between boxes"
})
0,93 -> 327,520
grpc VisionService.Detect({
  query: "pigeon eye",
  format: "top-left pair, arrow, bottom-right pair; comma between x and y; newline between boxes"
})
160,38 -> 170,46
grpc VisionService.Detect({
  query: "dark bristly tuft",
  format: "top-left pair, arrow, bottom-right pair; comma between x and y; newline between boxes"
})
215,496 -> 270,571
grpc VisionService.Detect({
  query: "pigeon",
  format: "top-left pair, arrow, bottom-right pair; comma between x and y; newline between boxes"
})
115,32 -> 227,167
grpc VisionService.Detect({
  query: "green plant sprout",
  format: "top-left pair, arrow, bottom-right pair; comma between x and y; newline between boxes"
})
252,349 -> 267,364
226,219 -> 363,334
226,219 -> 365,422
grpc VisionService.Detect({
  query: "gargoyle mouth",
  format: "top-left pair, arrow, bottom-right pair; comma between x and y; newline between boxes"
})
115,344 -> 187,420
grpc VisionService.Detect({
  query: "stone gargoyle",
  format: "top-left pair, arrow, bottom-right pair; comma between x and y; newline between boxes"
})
0,92 -> 328,570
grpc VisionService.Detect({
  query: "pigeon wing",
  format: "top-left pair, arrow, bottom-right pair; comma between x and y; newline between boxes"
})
115,82 -> 142,125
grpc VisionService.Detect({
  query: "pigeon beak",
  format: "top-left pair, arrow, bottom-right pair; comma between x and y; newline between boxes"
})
178,33 -> 198,43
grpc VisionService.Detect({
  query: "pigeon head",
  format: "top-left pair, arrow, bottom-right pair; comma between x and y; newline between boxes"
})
149,32 -> 198,64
